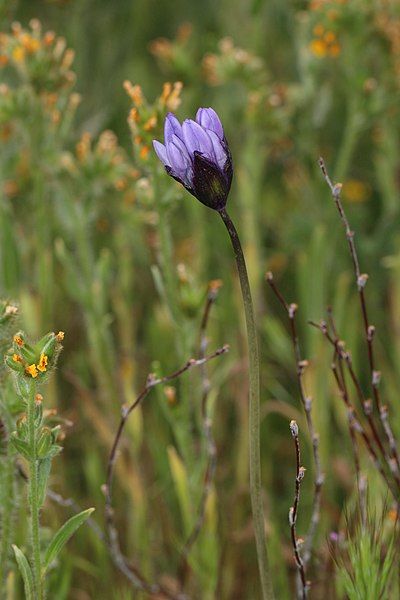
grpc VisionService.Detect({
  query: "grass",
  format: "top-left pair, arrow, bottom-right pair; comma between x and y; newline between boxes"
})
1,0 -> 400,598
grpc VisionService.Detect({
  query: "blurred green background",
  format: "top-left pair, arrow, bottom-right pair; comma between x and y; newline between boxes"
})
1,0 -> 400,598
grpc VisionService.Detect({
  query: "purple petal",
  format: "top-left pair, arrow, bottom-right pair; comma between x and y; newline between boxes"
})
153,140 -> 169,166
166,141 -> 187,177
170,134 -> 191,164
164,113 -> 183,143
206,130 -> 227,170
182,119 -> 214,158
195,107 -> 224,140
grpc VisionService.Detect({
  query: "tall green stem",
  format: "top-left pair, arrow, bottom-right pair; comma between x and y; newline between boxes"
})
0,435 -> 14,595
219,208 -> 274,600
27,385 -> 44,600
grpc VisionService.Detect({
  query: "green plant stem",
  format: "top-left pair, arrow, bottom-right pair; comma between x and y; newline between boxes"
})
27,385 -> 44,600
219,208 -> 274,600
0,436 -> 14,595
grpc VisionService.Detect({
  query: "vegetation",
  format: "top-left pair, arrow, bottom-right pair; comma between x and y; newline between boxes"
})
1,1 -> 399,598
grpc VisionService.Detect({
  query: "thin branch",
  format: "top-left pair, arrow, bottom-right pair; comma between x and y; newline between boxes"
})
309,320 -> 398,500
289,420 -> 308,600
319,157 -> 400,476
179,281 -> 222,574
266,273 -> 323,567
326,307 -> 400,492
103,345 -> 229,599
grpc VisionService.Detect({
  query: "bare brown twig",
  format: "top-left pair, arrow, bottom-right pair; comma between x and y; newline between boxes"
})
309,319 -> 398,500
289,420 -> 308,600
266,272 -> 323,567
319,157 -> 400,478
103,345 -> 229,599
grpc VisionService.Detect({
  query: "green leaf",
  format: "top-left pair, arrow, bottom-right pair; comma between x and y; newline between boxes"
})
43,508 -> 95,573
37,457 -> 52,507
10,434 -> 31,459
12,545 -> 34,600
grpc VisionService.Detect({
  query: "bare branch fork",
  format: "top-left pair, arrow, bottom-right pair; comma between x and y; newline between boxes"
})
319,157 -> 400,480
289,420 -> 308,599
103,344 -> 229,599
266,273 -> 323,567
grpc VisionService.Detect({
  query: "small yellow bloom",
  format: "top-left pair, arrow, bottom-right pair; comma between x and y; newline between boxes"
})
324,31 -> 336,44
310,39 -> 327,58
13,335 -> 24,347
329,43 -> 341,57
26,364 -> 38,378
139,145 -> 150,160
129,107 -> 140,124
161,82 -> 172,104
12,353 -> 22,363
143,116 -> 157,131
123,81 -> 144,107
43,31 -> 55,46
21,34 -> 40,53
56,331 -> 65,342
313,24 -> 325,37
12,46 -> 25,63
37,353 -> 48,373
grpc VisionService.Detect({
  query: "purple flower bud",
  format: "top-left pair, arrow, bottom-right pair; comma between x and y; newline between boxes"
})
153,107 -> 233,211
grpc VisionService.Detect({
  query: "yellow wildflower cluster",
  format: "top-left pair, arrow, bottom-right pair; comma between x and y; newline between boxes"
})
0,20 -> 42,67
0,20 -> 76,95
17,353 -> 48,378
125,81 -> 183,162
310,24 -> 341,57
70,129 -> 138,201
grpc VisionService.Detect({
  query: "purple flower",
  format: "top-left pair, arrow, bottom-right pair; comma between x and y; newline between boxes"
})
153,107 -> 233,211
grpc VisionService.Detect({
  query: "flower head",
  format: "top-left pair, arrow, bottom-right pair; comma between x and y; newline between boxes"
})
153,107 -> 233,211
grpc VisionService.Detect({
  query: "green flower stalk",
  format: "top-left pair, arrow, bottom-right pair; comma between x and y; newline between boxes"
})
5,329 -> 94,599
153,108 -> 274,599
6,331 -> 64,599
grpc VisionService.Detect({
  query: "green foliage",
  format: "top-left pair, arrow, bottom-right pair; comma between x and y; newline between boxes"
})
334,508 -> 398,600
0,0 -> 400,598
12,545 -> 34,600
43,508 -> 95,574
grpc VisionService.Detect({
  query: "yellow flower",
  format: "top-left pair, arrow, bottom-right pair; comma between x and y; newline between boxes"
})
56,331 -> 65,342
143,116 -> 157,131
21,33 -> 40,53
123,81 -> 143,107
12,353 -> 22,363
12,46 -> 25,63
324,31 -> 336,44
13,334 -> 24,347
26,364 -> 38,378
329,43 -> 341,57
37,353 -> 48,373
313,24 -> 325,37
139,145 -> 150,160
310,39 -> 327,58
